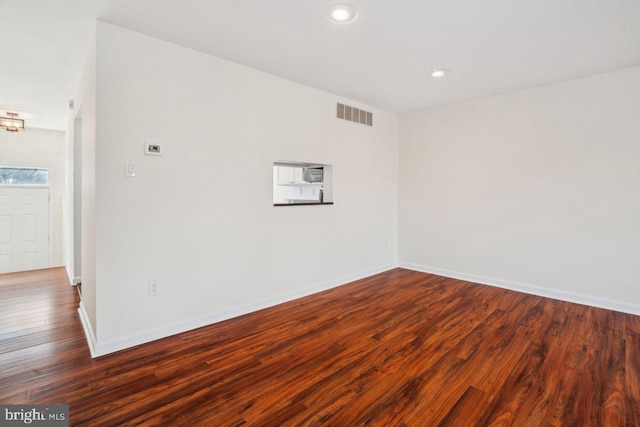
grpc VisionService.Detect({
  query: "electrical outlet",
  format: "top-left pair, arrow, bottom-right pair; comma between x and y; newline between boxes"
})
148,280 -> 160,297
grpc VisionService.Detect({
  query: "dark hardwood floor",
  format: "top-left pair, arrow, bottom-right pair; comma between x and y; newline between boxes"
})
1,267 -> 638,425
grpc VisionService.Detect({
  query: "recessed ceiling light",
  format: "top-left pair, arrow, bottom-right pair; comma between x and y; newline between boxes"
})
328,4 -> 356,23
431,69 -> 449,78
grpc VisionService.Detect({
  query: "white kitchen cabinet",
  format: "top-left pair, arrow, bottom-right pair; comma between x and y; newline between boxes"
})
276,166 -> 304,184
277,166 -> 293,184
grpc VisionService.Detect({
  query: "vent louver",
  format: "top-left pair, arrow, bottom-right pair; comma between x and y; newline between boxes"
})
337,103 -> 373,127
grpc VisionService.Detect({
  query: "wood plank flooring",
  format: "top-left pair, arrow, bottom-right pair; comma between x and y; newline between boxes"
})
0,267 -> 638,425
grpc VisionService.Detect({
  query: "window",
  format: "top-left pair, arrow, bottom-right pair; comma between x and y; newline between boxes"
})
0,167 -> 49,185
273,161 -> 333,206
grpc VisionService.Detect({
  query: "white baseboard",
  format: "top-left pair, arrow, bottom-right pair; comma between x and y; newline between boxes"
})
399,262 -> 640,316
77,301 -> 97,358
64,263 -> 81,285
90,263 -> 398,358
64,264 -> 73,285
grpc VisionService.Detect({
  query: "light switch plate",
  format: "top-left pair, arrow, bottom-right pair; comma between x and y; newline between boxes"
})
125,160 -> 136,177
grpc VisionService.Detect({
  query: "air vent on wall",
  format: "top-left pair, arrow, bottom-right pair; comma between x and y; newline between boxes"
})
337,103 -> 373,127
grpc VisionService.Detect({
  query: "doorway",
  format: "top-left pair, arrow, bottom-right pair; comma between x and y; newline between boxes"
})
0,168 -> 51,274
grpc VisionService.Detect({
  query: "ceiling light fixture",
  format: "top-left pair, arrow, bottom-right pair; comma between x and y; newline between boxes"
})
328,4 -> 356,23
0,112 -> 25,132
431,69 -> 449,78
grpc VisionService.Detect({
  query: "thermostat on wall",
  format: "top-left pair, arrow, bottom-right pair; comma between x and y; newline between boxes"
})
144,143 -> 162,155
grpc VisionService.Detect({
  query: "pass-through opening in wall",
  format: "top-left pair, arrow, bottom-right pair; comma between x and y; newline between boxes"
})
273,161 -> 333,206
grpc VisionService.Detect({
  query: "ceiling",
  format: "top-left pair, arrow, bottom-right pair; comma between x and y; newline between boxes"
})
2,0 -> 639,131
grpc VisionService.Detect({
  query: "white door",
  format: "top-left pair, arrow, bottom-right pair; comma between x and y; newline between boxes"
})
0,187 -> 50,273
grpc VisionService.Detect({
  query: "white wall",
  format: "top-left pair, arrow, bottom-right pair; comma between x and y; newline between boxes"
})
0,128 -> 66,268
399,66 -> 640,313
66,28 -> 98,342
88,22 -> 397,354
